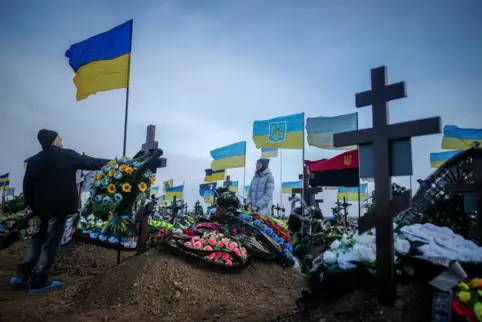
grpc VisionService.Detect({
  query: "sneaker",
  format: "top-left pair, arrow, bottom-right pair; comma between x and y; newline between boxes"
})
28,281 -> 64,294
9,276 -> 28,289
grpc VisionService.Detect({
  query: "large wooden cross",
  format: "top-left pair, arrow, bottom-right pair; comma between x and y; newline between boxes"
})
141,125 -> 159,152
292,165 -> 323,206
333,66 -> 441,306
446,153 -> 482,240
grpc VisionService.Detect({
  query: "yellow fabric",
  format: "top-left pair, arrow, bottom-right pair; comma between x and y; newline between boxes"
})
73,53 -> 130,101
336,191 -> 366,201
253,131 -> 303,149
211,155 -> 246,171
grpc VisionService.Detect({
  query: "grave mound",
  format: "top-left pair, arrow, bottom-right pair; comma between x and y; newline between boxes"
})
82,248 -> 304,321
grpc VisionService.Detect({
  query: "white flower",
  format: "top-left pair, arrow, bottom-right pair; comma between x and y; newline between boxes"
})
323,251 -> 338,265
330,239 -> 341,250
337,251 -> 357,270
358,245 -> 376,264
354,234 -> 375,245
394,238 -> 410,255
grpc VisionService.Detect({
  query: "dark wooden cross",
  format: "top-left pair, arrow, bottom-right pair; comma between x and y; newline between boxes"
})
292,165 -> 323,206
170,196 -> 178,224
271,203 -> 284,217
446,154 -> 482,240
141,125 -> 159,152
288,193 -> 297,202
333,66 -> 441,306
223,175 -> 232,189
314,198 -> 324,208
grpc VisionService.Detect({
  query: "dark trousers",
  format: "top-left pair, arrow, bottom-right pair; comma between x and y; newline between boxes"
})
17,215 -> 67,288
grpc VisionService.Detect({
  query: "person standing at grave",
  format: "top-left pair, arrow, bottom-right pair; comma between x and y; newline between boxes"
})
10,129 -> 110,294
247,158 -> 275,216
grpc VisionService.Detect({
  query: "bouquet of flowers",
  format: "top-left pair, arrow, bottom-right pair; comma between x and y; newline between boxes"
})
88,156 -> 156,238
452,279 -> 482,321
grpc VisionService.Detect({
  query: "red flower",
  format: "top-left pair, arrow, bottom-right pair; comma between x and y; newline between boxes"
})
183,229 -> 195,237
286,236 -> 292,243
156,233 -> 162,239
452,299 -> 474,318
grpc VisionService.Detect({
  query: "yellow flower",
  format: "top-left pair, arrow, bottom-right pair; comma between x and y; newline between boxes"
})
122,183 -> 132,193
108,169 -> 116,177
119,165 -> 128,173
469,278 -> 482,288
96,173 -> 104,180
456,291 -> 471,303
107,184 -> 116,194
150,176 -> 156,185
138,182 -> 147,192
93,176 -> 97,183
458,282 -> 470,291
121,155 -> 129,159
106,160 -> 117,166
125,167 -> 134,174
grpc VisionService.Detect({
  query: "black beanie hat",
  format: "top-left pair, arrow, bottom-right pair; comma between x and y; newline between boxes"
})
257,158 -> 270,169
38,129 -> 58,149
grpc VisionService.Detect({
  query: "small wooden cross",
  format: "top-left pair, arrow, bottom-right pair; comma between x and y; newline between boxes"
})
445,153 -> 482,240
170,196 -> 178,223
223,175 -> 232,189
293,165 -> 323,206
314,199 -> 324,208
333,66 -> 441,306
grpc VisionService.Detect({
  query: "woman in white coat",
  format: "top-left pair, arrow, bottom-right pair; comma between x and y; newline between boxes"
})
246,158 -> 275,216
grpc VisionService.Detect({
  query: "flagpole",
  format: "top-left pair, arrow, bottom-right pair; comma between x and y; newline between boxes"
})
301,112 -> 306,204
279,149 -> 283,207
122,19 -> 134,156
355,112 -> 361,220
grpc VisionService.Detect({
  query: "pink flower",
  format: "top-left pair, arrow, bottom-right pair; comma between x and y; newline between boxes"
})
184,241 -> 192,247
193,241 -> 202,249
222,253 -> 230,261
207,253 -> 215,259
199,238 -> 205,245
234,248 -> 240,255
191,237 -> 196,242
225,260 -> 233,266
214,259 -> 220,264
241,253 -> 247,259
222,238 -> 230,245
217,241 -> 224,248
230,241 -> 238,248
215,251 -> 222,258
240,247 -> 247,254
208,237 -> 216,246
227,243 -> 235,251
203,245 -> 213,251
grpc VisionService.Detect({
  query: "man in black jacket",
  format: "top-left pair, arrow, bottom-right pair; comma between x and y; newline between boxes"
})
10,129 -> 110,294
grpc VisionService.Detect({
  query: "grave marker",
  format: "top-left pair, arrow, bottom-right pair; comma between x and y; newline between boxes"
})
292,165 -> 323,206
141,125 -> 159,152
333,66 -> 441,305
223,175 -> 232,189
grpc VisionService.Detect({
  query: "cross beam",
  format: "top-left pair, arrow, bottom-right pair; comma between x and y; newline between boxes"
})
296,165 -> 323,206
223,175 -> 232,188
333,66 -> 441,306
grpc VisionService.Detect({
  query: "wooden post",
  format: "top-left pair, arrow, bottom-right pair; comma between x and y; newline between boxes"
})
292,165 -> 323,206
445,153 -> 482,240
333,66 -> 441,306
223,175 -> 232,189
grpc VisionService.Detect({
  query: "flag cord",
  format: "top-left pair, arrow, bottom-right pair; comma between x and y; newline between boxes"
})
122,20 -> 134,156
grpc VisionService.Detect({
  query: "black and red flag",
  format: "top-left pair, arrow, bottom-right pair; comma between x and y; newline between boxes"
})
305,149 -> 359,187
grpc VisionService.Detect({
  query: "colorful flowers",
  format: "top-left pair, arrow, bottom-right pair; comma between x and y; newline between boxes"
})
108,169 -> 116,177
452,277 -> 482,322
138,182 -> 147,192
122,183 -> 132,193
107,184 -> 116,194
150,176 -> 156,185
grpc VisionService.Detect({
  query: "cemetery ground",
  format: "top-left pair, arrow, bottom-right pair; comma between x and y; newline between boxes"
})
0,240 -> 431,322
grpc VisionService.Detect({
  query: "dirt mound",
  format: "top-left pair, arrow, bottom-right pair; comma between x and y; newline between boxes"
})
83,248 -> 304,321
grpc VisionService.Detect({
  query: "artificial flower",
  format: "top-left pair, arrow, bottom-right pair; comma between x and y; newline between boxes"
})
323,251 -> 337,265
474,302 -> 482,321
469,278 -> 482,289
122,183 -> 132,193
107,184 -> 116,194
458,282 -> 470,291
138,182 -> 147,192
150,176 -> 156,185
108,169 -> 116,177
457,291 -> 471,304
126,167 -> 134,174
119,165 -> 128,173
96,173 -> 104,180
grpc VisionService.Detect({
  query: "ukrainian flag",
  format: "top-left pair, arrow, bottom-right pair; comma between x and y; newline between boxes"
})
244,185 -> 250,196
430,150 -> 462,168
229,181 -> 239,193
441,125 -> 482,150
281,181 -> 302,194
253,113 -> 303,149
163,179 -> 173,192
65,20 -> 132,101
150,186 -> 159,196
337,184 -> 367,201
204,169 -> 225,182
0,173 -> 9,191
210,141 -> 246,171
165,185 -> 184,200
306,113 -> 357,150
261,148 -> 278,158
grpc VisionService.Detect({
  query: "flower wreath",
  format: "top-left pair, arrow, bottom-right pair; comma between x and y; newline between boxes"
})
179,231 -> 248,267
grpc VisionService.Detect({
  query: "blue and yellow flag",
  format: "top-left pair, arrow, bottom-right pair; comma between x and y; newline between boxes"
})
204,169 -> 225,182
150,186 -> 159,196
65,20 -> 132,101
429,150 -> 462,168
210,141 -> 246,171
165,185 -> 184,200
163,179 -> 173,193
229,181 -> 239,193
306,113 -> 357,150
253,113 -> 303,149
0,173 -> 9,191
261,148 -> 278,158
337,184 -> 367,201
244,185 -> 250,197
441,125 -> 482,150
199,183 -> 217,204
281,181 -> 302,194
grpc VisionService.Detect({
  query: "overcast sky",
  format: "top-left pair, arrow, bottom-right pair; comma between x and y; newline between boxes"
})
1,0 -> 481,216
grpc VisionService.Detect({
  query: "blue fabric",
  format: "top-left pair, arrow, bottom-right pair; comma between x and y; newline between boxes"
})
9,276 -> 27,288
